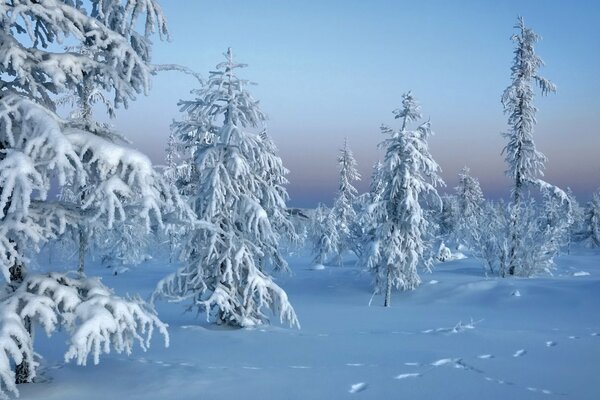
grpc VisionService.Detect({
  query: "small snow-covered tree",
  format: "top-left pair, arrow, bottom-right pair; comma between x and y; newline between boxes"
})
581,191 -> 600,247
352,162 -> 384,259
154,49 -> 298,328
436,195 -> 459,247
363,92 -> 444,307
454,167 -> 485,248
501,17 -> 562,276
311,204 -> 339,267
565,187 -> 585,248
0,0 -> 187,394
331,138 -> 360,264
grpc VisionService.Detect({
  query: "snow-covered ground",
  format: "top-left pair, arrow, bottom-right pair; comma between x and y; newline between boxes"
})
20,246 -> 600,399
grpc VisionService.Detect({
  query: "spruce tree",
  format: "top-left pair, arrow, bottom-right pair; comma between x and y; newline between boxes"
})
332,138 -> 360,264
364,92 -> 444,307
0,0 -> 182,394
154,49 -> 298,328
502,17 -> 557,276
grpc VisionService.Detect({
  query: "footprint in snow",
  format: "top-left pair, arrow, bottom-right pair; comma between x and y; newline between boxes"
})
513,349 -> 527,357
242,366 -> 262,370
477,354 -> 494,359
568,336 -> 580,340
345,363 -> 364,367
289,365 -> 311,369
527,387 -> 553,395
348,382 -> 368,394
395,373 -> 421,379
179,362 -> 194,367
546,341 -> 557,347
591,332 -> 599,337
404,362 -> 420,366
573,271 -> 590,277
431,358 -> 460,367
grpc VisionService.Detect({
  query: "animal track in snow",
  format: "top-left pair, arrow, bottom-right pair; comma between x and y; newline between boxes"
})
546,341 -> 557,347
513,349 -> 527,357
395,373 -> 421,379
348,382 -> 368,394
431,358 -> 460,367
404,362 -> 420,366
527,387 -> 553,395
568,335 -> 580,340
477,354 -> 494,359
289,365 -> 311,369
345,363 -> 364,367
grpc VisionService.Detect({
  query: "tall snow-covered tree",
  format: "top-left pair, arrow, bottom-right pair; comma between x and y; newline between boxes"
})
363,92 -> 444,307
332,138 -> 360,264
154,49 -> 298,328
502,17 -> 560,276
0,0 -> 187,394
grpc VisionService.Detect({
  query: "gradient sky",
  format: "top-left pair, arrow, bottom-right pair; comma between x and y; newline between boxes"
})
112,0 -> 600,207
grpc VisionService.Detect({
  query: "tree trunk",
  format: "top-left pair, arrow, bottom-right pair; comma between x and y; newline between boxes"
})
9,261 -> 32,385
384,265 -> 392,307
78,224 -> 87,274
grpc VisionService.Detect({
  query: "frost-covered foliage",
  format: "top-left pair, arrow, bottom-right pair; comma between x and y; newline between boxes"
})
501,17 -> 566,276
153,49 -> 298,328
581,191 -> 600,248
454,167 -> 485,248
351,162 -> 384,260
362,93 -> 444,307
436,195 -> 459,247
565,188 -> 585,247
311,204 -> 339,266
0,0 -> 185,391
331,138 -> 360,264
0,0 -> 183,279
470,191 -> 571,277
0,273 -> 167,399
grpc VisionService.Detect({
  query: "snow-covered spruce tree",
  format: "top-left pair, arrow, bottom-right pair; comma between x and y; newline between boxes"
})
351,161 -> 384,260
501,17 -> 569,276
331,138 -> 360,265
581,191 -> 600,247
0,0 -> 185,394
454,167 -> 485,249
154,49 -> 298,328
311,203 -> 339,267
565,187 -> 585,248
436,194 -> 459,248
363,92 -> 444,307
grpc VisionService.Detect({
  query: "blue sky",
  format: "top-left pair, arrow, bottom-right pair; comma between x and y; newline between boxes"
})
114,0 -> 600,207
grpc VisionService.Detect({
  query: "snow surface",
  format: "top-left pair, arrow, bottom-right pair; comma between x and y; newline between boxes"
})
18,246 -> 600,399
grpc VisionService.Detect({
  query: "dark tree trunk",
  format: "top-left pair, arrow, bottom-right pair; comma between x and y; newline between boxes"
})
9,261 -> 32,385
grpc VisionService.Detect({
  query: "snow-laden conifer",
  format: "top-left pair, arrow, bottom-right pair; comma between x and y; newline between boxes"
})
501,17 -> 570,276
153,49 -> 298,328
331,139 -> 360,264
454,167 -> 485,248
0,273 -> 168,398
0,0 -> 187,392
311,204 -> 339,267
363,92 -> 444,306
581,191 -> 600,248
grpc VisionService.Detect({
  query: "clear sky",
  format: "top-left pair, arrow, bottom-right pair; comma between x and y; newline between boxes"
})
113,0 -> 600,208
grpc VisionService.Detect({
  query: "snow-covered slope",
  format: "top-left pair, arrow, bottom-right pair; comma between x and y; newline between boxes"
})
20,247 -> 600,399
